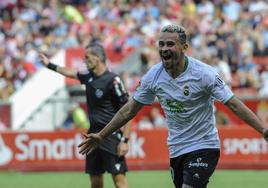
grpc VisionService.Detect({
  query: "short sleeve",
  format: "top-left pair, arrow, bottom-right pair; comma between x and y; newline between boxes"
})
203,72 -> 234,103
133,74 -> 156,105
77,71 -> 90,84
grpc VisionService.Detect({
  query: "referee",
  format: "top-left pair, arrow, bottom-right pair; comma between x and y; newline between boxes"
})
39,42 -> 130,188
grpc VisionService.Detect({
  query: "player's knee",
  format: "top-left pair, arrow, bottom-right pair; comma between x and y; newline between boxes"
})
115,181 -> 128,188
113,174 -> 128,188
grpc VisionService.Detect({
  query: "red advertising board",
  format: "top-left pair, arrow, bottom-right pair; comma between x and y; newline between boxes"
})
0,131 -> 85,171
218,127 -> 268,169
0,128 -> 267,172
126,129 -> 169,170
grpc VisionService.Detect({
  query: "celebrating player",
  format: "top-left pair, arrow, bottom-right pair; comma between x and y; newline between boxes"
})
78,24 -> 268,188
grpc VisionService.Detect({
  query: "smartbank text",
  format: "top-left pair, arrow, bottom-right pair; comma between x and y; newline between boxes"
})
15,134 -> 84,161
12,133 -> 145,161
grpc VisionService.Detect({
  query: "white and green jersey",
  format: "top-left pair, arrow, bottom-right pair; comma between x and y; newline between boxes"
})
133,56 -> 234,158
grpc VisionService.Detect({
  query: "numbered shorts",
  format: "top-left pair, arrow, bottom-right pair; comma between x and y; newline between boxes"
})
85,147 -> 128,175
170,148 -> 220,188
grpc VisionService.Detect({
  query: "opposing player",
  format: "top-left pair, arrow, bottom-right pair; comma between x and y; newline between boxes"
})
78,25 -> 268,188
39,42 -> 130,188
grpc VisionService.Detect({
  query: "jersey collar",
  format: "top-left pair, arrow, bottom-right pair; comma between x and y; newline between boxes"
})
183,56 -> 188,73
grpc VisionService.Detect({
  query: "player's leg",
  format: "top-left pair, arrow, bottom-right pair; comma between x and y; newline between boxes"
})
90,175 -> 103,188
112,173 -> 128,188
100,149 -> 128,188
170,154 -> 186,188
86,148 -> 106,188
182,149 -> 220,188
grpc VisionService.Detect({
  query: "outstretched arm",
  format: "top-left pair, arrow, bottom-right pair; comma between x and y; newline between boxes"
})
225,96 -> 268,141
100,98 -> 143,138
78,98 -> 144,155
39,53 -> 78,79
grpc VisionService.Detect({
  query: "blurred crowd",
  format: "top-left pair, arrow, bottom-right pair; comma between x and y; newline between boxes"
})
1,0 -> 268,102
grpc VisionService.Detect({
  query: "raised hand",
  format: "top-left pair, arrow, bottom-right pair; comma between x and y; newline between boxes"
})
78,133 -> 103,155
39,53 -> 50,67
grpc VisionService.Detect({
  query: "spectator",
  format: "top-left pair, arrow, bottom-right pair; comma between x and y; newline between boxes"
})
222,0 -> 241,22
237,55 -> 259,89
259,71 -> 268,97
63,102 -> 90,129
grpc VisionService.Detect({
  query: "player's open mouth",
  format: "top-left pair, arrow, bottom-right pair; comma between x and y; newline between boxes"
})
162,55 -> 172,61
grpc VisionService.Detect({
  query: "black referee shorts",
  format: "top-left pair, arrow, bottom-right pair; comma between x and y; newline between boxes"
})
85,147 -> 128,175
170,148 -> 220,188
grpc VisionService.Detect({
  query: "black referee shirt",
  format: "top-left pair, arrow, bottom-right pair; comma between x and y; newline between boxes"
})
77,70 -> 129,154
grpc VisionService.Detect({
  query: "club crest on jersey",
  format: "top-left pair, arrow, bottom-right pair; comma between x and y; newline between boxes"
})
183,86 -> 190,96
95,89 -> 103,98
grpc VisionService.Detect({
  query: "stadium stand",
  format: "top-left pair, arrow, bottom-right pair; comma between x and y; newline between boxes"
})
0,0 -> 268,129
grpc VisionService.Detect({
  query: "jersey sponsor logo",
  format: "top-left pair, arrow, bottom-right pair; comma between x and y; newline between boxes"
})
95,89 -> 103,98
88,77 -> 93,83
188,157 -> 208,168
166,99 -> 186,113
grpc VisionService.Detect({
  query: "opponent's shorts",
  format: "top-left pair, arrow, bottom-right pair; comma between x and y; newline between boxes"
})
170,148 -> 220,188
85,147 -> 128,175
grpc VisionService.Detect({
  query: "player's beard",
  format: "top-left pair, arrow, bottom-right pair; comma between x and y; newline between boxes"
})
162,52 -> 180,70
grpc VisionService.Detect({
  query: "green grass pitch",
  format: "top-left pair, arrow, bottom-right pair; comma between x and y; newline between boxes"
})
0,170 -> 268,188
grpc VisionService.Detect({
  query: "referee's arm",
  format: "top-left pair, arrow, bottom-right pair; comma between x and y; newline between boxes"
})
39,53 -> 78,79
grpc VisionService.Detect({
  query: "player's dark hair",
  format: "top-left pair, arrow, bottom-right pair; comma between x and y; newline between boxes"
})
85,42 -> 106,64
161,24 -> 188,44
